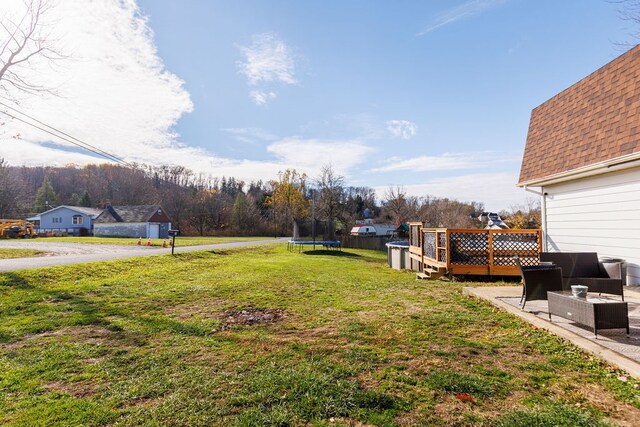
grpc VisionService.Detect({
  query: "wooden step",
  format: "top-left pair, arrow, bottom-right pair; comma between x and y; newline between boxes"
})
426,267 -> 445,280
416,267 -> 447,280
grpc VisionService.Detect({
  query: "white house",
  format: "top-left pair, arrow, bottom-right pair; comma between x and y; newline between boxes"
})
518,45 -> 640,285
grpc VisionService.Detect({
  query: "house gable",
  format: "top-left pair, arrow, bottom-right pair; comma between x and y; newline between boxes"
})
519,45 -> 640,185
95,205 -> 170,224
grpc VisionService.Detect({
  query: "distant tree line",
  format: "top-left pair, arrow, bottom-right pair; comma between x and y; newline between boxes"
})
0,159 -> 540,236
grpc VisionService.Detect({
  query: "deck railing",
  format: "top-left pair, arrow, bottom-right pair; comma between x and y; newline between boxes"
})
408,222 -> 424,268
409,227 -> 542,276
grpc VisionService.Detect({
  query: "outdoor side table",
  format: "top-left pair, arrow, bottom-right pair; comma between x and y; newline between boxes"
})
547,291 -> 629,338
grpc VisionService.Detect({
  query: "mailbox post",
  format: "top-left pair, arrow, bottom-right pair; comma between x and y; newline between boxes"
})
168,229 -> 180,255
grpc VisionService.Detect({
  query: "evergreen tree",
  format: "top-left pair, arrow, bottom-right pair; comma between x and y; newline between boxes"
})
69,193 -> 82,206
80,190 -> 92,207
231,192 -> 249,233
34,176 -> 59,212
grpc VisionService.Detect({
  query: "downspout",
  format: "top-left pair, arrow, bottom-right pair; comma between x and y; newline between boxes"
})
524,186 -> 548,252
541,187 -> 548,252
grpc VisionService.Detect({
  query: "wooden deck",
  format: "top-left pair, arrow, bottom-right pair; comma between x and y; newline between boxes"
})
408,223 -> 542,277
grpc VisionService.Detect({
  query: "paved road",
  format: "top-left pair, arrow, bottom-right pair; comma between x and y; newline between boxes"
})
0,238 -> 289,272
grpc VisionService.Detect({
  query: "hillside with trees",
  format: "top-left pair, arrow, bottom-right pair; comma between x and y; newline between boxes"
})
0,160 -> 540,236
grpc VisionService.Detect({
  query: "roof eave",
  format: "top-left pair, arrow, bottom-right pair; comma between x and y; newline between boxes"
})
517,152 -> 640,187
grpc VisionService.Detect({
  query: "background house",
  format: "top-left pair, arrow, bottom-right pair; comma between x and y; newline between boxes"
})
93,205 -> 171,238
33,206 -> 104,236
350,219 -> 395,236
518,45 -> 640,286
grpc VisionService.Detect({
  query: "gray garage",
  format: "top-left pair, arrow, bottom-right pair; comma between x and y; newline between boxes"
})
93,205 -> 172,239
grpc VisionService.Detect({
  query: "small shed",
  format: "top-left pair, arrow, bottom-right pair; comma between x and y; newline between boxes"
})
35,206 -> 104,236
94,205 -> 171,238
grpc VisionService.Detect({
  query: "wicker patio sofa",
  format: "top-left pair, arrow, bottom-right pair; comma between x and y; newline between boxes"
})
539,252 -> 624,300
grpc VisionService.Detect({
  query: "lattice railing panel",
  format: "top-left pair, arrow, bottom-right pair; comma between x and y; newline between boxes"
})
410,225 -> 420,247
438,232 -> 447,262
449,232 -> 488,265
492,232 -> 539,266
423,232 -> 437,259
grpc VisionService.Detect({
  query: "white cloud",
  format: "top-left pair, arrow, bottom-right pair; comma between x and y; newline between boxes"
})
222,127 -> 278,144
250,89 -> 277,106
374,172 -> 528,211
386,119 -> 417,139
267,138 -> 374,176
236,32 -> 297,104
370,151 -> 520,173
0,0 -> 193,166
237,33 -> 297,85
417,0 -> 508,36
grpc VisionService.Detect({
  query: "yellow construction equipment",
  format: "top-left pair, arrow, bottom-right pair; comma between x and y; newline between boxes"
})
0,220 -> 37,239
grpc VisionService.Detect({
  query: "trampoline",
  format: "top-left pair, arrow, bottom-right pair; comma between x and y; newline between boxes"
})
287,240 -> 342,252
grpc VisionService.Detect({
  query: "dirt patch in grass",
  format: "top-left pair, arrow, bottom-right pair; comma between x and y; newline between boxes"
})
433,394 -> 481,424
165,297 -> 228,320
4,325 -> 115,349
218,307 -> 286,331
580,383 -> 640,427
43,380 -> 98,398
118,397 -> 161,409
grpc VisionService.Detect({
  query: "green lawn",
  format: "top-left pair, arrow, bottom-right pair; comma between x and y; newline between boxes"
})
0,248 -> 44,259
33,236 -> 270,247
1,246 -> 639,426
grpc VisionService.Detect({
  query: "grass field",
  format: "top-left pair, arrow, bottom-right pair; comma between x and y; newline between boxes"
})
1,245 -> 639,426
32,236 -> 270,247
0,248 -> 44,259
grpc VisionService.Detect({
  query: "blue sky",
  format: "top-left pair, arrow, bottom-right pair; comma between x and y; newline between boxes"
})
1,0 -> 636,210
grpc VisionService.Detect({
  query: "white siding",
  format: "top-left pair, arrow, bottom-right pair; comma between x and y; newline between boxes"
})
543,167 -> 640,286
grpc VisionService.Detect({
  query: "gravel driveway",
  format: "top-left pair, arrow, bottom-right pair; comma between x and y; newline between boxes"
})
0,238 -> 288,272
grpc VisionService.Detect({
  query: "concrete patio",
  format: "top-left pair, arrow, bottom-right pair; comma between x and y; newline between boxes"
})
463,285 -> 640,378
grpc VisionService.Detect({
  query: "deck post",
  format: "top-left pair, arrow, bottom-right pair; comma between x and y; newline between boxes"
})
537,229 -> 542,256
445,228 -> 451,272
487,229 -> 494,276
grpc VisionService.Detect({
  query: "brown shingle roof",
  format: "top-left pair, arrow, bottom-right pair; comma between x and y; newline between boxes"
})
518,45 -> 640,185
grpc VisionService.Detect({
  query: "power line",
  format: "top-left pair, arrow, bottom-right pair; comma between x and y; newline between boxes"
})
1,108 -> 128,166
0,100 -> 130,165
0,100 -> 132,167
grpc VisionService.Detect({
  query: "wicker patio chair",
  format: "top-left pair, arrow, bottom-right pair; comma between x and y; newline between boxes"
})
514,256 -> 564,311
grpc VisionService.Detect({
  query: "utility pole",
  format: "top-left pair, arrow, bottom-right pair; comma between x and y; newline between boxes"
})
312,189 -> 316,250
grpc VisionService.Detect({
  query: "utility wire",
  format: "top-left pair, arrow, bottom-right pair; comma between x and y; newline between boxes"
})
1,108 -> 128,166
0,100 -> 130,165
0,100 -> 132,167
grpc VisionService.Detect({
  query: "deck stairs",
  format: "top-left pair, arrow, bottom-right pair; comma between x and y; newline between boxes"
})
416,266 -> 447,280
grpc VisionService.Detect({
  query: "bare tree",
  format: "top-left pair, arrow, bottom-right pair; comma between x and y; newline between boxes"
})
609,0 -> 640,45
0,0 -> 63,99
315,164 -> 344,219
313,164 -> 345,240
383,186 -> 416,226
0,158 -> 21,217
